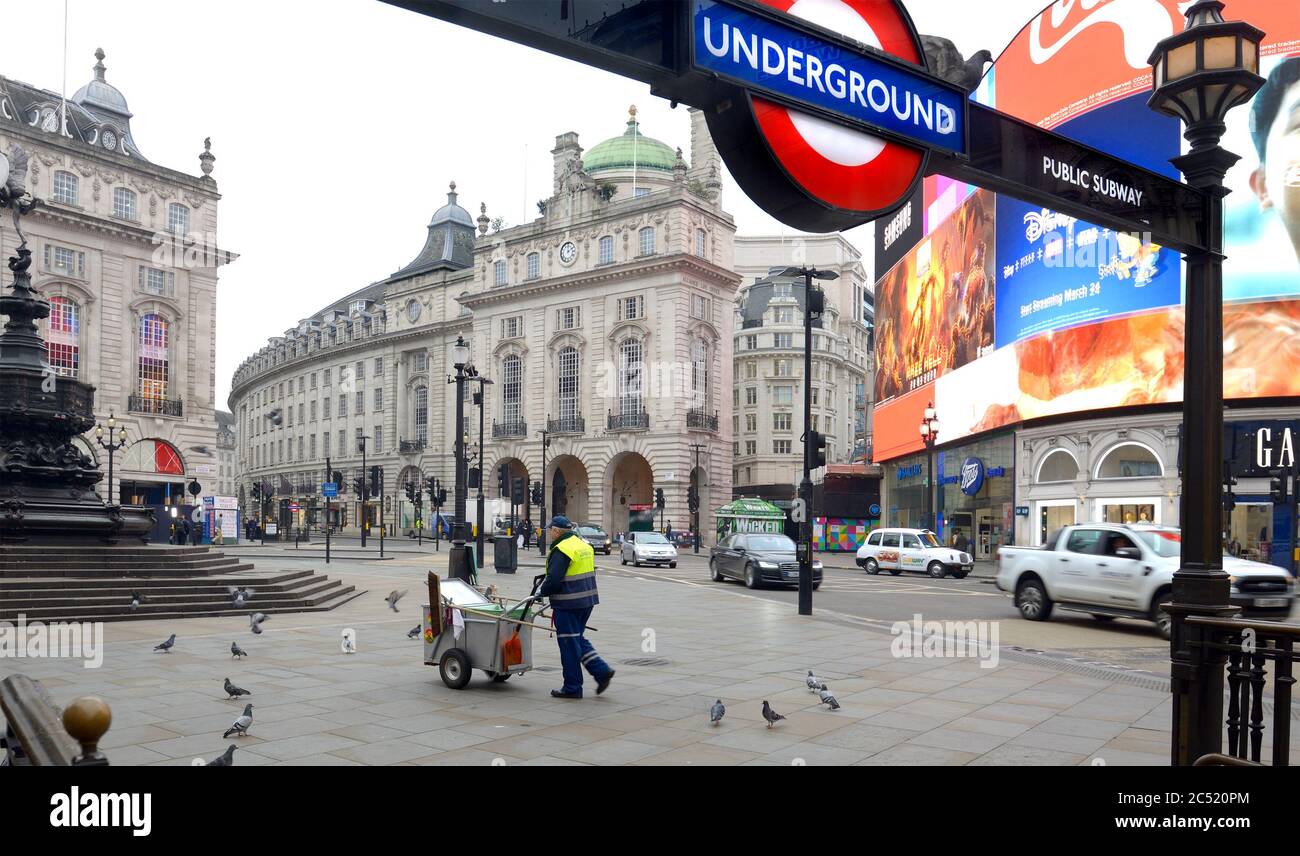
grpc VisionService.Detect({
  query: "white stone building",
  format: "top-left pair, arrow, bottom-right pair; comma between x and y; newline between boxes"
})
0,50 -> 231,536
730,234 -> 872,503
230,108 -> 738,540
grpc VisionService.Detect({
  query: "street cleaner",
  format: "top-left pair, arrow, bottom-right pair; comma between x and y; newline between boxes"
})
537,515 -> 614,699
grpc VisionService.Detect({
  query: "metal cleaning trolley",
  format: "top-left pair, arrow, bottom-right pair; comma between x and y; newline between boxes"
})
422,574 -> 547,689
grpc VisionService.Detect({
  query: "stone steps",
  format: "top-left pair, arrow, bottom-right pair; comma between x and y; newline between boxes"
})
0,545 -> 364,623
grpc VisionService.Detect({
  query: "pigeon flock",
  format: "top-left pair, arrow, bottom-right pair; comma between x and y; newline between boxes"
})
142,585 -> 438,767
703,670 -> 845,731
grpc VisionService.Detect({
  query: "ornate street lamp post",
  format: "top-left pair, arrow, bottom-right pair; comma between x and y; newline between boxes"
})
920,403 -> 940,532
1147,0 -> 1264,766
94,414 -> 128,506
448,335 -> 473,581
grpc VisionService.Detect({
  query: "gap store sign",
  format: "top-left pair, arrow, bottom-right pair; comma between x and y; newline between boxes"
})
692,0 -> 967,155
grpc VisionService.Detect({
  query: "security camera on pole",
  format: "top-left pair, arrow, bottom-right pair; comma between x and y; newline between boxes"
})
781,265 -> 837,617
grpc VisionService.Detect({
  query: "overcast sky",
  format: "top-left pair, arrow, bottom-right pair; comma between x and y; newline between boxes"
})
7,0 -> 1052,407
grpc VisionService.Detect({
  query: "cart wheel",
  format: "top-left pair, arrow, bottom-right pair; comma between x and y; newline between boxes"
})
439,648 -> 472,689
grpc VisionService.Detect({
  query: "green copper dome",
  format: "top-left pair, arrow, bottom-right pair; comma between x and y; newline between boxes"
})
583,108 -> 679,174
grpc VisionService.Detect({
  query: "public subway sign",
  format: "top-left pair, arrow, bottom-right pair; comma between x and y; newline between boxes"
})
692,0 -> 966,154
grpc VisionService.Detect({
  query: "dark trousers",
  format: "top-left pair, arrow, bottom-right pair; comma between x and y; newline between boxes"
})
553,606 -> 610,695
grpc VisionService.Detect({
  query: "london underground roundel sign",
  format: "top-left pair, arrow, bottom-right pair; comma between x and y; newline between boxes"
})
702,0 -> 930,232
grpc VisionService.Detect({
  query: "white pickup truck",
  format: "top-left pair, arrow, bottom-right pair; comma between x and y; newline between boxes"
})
996,523 -> 1294,638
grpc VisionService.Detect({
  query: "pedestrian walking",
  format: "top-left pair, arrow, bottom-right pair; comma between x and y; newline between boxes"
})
214,515 -> 224,546
537,515 -> 613,699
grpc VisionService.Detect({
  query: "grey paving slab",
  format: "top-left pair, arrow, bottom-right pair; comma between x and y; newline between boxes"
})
3,552 -> 1261,766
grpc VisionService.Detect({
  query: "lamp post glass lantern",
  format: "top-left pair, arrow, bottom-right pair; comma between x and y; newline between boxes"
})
94,414 -> 128,506
920,403 -> 939,532
1147,0 -> 1264,767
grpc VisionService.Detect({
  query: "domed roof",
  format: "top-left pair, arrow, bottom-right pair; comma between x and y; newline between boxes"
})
584,106 -> 679,174
71,49 -> 131,117
430,181 -> 473,228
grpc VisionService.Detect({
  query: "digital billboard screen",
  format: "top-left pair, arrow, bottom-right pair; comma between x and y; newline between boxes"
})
871,0 -> 1300,463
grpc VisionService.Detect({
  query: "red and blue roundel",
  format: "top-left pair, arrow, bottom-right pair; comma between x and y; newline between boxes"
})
706,0 -> 928,231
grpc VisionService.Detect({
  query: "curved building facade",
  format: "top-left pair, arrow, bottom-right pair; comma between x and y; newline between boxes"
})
230,109 -> 738,540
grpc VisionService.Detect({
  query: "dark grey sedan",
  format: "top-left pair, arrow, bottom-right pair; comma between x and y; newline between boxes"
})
709,533 -> 823,589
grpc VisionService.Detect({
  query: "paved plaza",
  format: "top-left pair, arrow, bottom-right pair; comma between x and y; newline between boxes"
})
1,549 -> 1210,766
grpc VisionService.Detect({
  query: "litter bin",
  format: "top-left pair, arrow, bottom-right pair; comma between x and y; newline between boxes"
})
494,536 -> 517,573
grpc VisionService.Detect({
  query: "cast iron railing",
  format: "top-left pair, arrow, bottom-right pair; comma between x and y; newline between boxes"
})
547,416 -> 584,434
1184,616 -> 1298,766
607,410 -> 649,431
400,439 -> 425,454
0,675 -> 110,766
687,408 -> 719,432
492,420 -> 527,439
128,394 -> 183,417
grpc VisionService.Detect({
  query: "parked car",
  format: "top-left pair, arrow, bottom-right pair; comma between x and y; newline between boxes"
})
577,524 -> 612,555
855,528 -> 974,578
996,523 -> 1295,639
620,531 -> 678,567
710,532 -> 822,589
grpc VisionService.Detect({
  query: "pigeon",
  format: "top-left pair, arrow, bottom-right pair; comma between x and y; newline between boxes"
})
153,634 -> 175,653
222,704 -> 254,738
206,745 -> 237,766
385,589 -> 407,612
228,586 -> 253,608
230,641 -> 247,658
819,687 -> 841,710
710,699 -> 726,726
129,591 -> 145,611
805,670 -> 822,692
266,407 -> 283,426
761,700 -> 786,729
249,612 -> 268,634
342,633 -> 356,654
407,625 -> 421,639
223,678 -> 250,700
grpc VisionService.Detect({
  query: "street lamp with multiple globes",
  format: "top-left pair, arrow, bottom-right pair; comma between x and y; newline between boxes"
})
94,414 -> 128,506
919,403 -> 940,532
1146,0 -> 1264,766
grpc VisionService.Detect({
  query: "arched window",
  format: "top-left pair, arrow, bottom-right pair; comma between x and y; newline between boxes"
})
599,235 -> 614,265
558,346 -> 580,421
138,313 -> 169,401
638,226 -> 655,256
1036,449 -> 1080,483
45,296 -> 80,378
167,203 -> 189,235
1095,442 -> 1163,479
619,337 -> 643,416
113,187 -> 137,220
414,386 -> 428,446
692,339 -> 709,408
53,171 -> 78,206
502,355 -> 522,425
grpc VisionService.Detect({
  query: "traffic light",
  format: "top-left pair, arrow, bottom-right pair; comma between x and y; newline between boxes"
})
1222,461 -> 1237,513
808,286 -> 825,317
354,476 -> 366,496
531,480 -> 543,506
437,487 -> 447,506
811,430 -> 828,468
468,466 -> 480,490
498,464 -> 509,495
511,477 -> 526,505
369,466 -> 382,497
251,482 -> 261,501
405,481 -> 416,502
655,487 -> 666,510
1269,470 -> 1288,504
688,484 -> 699,513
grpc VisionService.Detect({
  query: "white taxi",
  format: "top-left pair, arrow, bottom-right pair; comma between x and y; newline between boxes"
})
856,528 -> 974,579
